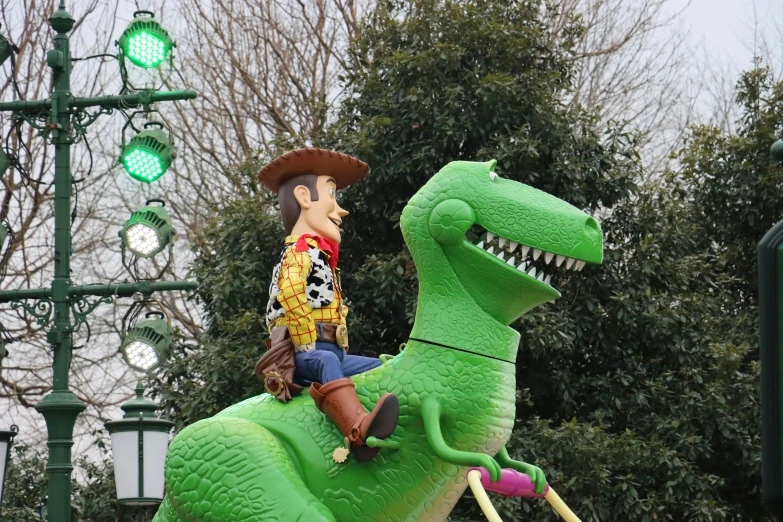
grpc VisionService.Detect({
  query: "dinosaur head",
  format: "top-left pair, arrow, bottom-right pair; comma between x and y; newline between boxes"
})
402,160 -> 603,325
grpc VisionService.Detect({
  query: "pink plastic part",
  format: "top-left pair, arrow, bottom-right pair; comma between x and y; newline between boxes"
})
467,467 -> 550,498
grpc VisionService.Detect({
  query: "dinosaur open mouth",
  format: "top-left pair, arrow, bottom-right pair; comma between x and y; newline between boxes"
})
466,225 -> 585,289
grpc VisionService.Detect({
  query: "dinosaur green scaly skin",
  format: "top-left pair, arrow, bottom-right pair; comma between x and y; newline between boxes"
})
153,160 -> 603,521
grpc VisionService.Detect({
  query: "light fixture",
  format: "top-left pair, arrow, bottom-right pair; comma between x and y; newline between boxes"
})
0,37 -> 10,67
0,24 -> 14,68
120,199 -> 175,259
772,140 -> 783,161
104,383 -> 174,505
120,311 -> 172,373
117,12 -> 174,69
0,149 -> 10,177
0,322 -> 12,369
0,221 -> 12,285
120,123 -> 175,183
0,425 -> 18,513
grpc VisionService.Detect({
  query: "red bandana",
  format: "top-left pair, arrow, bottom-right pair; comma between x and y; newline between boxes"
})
295,234 -> 340,270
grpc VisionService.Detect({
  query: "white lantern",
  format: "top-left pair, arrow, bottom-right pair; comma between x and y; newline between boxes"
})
0,425 -> 18,512
105,383 -> 174,505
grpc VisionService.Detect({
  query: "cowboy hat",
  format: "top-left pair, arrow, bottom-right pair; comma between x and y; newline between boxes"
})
258,147 -> 369,194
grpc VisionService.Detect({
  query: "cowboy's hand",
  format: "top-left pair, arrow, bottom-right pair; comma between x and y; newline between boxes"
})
295,342 -> 315,353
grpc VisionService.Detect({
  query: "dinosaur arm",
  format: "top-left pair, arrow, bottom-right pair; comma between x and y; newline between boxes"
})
494,446 -> 547,494
421,396 -> 502,481
379,354 -> 395,365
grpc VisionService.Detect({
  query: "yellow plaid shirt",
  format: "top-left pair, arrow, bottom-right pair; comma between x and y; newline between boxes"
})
269,235 -> 348,346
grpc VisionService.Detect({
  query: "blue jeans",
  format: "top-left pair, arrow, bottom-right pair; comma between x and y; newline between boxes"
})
294,341 -> 381,384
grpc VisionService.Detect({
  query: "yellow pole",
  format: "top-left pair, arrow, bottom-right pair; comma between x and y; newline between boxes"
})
467,469 -> 582,522
467,470 -> 503,522
545,488 -> 582,522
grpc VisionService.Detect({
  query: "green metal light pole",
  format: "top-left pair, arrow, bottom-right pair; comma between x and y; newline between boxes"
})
772,140 -> 783,162
762,138 -> 783,519
0,3 -> 198,520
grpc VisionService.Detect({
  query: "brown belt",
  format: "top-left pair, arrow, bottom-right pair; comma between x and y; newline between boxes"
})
315,322 -> 349,350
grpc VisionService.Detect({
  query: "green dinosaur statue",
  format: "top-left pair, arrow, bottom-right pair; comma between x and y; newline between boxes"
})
153,159 -> 603,521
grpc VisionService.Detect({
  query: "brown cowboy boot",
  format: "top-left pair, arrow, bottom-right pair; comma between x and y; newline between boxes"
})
309,377 -> 399,463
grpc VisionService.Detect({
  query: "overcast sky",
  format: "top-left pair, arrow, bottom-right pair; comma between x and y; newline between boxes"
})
677,0 -> 783,70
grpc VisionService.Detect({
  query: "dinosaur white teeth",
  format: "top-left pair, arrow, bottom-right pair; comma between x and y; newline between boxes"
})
478,236 -> 576,280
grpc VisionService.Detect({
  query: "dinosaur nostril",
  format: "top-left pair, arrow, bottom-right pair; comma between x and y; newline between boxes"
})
585,217 -> 600,233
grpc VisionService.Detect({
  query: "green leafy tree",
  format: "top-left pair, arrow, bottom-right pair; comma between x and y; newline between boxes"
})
328,0 -> 637,357
2,443 -> 153,521
677,65 -> 783,299
2,445 -> 48,521
495,186 -> 763,521
147,1 -> 767,521
152,190 -> 283,429
151,0 -> 636,424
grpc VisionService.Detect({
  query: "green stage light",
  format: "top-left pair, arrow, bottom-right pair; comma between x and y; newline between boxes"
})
120,200 -> 175,258
0,149 -> 10,177
120,315 -> 171,372
118,12 -> 173,69
772,140 -> 783,162
121,127 -> 175,183
0,222 -> 11,279
0,34 -> 11,68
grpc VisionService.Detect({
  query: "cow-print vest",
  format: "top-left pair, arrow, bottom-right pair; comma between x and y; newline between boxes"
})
266,243 -> 336,327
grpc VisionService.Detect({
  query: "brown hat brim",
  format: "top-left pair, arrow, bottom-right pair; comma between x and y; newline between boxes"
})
258,148 -> 370,194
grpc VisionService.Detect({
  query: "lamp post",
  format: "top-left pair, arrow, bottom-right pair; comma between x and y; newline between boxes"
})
0,425 -> 18,515
761,139 -> 783,520
772,140 -> 783,162
105,383 -> 174,506
0,2 -> 198,520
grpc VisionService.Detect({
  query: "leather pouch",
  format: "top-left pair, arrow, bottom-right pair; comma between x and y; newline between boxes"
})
255,326 -> 303,403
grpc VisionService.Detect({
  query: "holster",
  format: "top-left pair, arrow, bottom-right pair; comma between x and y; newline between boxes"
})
255,326 -> 302,403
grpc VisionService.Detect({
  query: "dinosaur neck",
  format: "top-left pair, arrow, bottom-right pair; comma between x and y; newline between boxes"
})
408,243 -> 520,363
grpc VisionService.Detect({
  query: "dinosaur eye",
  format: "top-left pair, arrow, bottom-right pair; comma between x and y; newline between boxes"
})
489,172 -> 499,181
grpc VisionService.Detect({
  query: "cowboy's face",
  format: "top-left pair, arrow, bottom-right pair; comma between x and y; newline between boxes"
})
295,175 -> 349,243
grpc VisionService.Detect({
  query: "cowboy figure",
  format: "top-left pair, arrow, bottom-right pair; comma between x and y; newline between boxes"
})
258,147 -> 399,463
